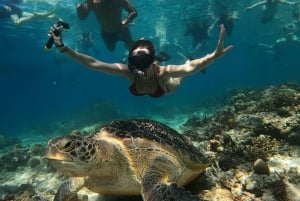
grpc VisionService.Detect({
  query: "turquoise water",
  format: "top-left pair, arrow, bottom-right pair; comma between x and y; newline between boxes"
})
1,0 -> 299,136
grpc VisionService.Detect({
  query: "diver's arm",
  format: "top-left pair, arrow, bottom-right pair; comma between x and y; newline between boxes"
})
10,14 -> 22,25
164,24 -> 233,77
49,28 -> 129,77
164,53 -> 215,77
244,1 -> 267,11
60,46 -> 128,74
279,0 -> 295,5
121,0 -> 137,25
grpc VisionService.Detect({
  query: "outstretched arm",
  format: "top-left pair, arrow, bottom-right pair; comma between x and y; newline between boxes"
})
121,0 -> 137,25
244,1 -> 267,11
48,25 -> 130,77
164,24 -> 233,78
279,0 -> 295,5
12,9 -> 56,25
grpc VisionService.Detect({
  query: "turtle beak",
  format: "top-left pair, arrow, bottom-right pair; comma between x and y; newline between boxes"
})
45,140 -> 73,162
45,149 -> 72,161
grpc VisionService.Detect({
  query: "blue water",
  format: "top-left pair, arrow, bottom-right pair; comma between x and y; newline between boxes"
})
1,0 -> 299,136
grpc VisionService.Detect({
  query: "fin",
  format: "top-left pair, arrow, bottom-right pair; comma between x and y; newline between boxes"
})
186,56 -> 205,74
143,182 -> 202,201
155,51 -> 171,62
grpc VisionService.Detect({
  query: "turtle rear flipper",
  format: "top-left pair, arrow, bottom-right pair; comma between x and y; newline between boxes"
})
54,178 -> 85,201
142,182 -> 201,201
141,157 -> 202,201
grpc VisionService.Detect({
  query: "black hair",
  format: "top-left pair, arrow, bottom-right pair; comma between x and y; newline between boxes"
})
129,39 -> 155,57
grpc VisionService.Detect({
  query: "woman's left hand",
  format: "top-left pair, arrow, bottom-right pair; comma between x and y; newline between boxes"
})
213,24 -> 234,58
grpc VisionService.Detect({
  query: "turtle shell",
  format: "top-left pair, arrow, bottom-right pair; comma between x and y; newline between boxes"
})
94,119 -> 208,163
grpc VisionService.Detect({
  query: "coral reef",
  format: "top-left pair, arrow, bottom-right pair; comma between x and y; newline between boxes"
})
0,83 -> 300,201
0,135 -> 20,150
253,159 -> 270,175
181,83 -> 300,201
243,134 -> 280,161
0,145 -> 30,172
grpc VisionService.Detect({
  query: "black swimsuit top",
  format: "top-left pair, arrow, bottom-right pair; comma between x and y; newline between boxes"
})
129,73 -> 165,98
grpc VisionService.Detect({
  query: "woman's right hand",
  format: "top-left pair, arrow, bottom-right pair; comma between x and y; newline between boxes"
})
48,24 -> 64,47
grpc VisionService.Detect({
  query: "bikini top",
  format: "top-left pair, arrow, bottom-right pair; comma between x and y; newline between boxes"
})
129,73 -> 165,98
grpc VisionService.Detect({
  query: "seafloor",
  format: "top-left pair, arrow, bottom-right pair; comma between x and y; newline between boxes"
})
0,83 -> 300,201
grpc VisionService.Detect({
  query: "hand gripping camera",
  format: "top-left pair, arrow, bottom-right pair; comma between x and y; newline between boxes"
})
45,20 -> 70,50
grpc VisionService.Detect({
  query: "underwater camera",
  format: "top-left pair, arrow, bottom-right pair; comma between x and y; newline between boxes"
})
45,20 -> 70,50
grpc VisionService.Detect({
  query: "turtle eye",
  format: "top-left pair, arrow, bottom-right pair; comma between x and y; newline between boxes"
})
58,138 -> 75,152
64,141 -> 73,151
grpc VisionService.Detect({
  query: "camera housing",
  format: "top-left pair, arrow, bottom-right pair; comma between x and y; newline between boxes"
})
45,21 -> 70,50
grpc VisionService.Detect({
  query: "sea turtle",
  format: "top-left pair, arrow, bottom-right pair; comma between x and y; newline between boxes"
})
46,119 -> 211,201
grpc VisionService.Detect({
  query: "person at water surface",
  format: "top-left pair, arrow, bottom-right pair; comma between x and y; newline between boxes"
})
76,0 -> 137,51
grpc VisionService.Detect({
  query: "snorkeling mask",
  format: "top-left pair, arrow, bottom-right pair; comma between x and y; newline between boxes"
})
128,51 -> 154,76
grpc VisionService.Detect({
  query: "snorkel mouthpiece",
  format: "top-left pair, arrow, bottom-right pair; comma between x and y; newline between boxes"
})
133,68 -> 147,77
128,51 -> 154,76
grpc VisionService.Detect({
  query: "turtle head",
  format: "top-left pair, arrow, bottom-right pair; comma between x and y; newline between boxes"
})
45,135 -> 97,176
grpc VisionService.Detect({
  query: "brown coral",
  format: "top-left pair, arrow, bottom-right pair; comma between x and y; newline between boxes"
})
243,135 -> 280,161
270,175 -> 290,201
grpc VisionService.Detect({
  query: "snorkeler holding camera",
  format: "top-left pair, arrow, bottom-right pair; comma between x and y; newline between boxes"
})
46,21 -> 233,98
45,21 -> 70,50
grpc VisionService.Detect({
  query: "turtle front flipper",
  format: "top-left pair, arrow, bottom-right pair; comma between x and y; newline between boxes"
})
54,177 -> 85,201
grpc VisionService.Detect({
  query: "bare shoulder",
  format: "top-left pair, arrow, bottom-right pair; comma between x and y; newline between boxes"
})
156,65 -> 167,76
160,64 -> 186,73
116,63 -> 136,80
97,62 -> 132,79
113,63 -> 131,73
157,64 -> 182,78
